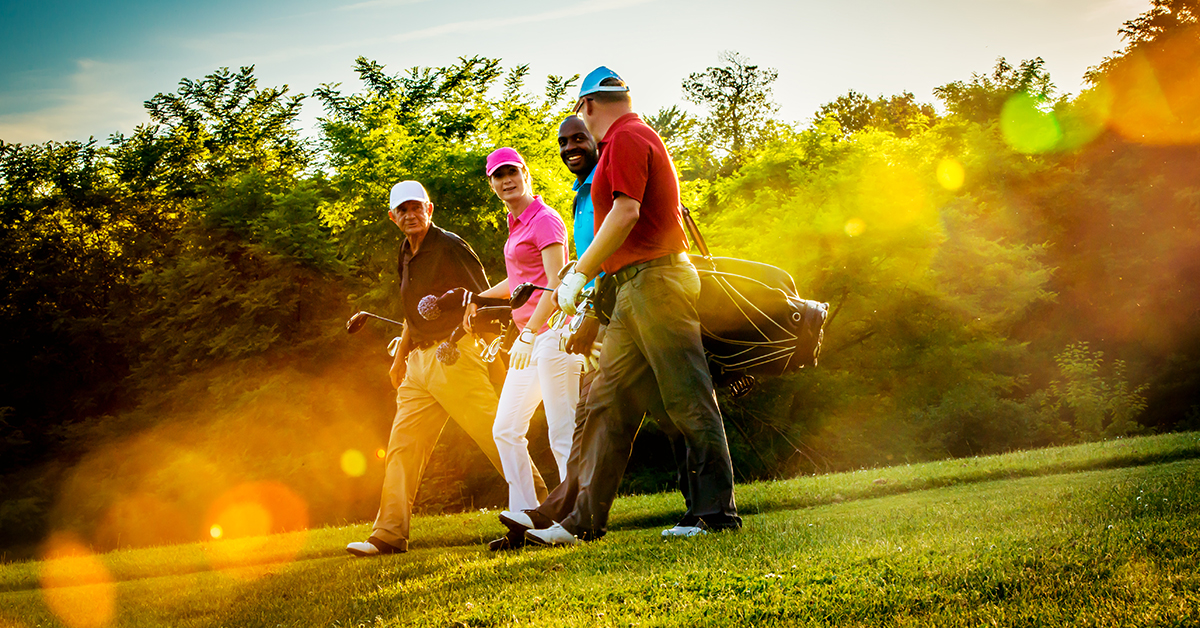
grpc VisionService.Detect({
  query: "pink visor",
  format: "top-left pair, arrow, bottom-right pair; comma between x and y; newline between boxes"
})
486,147 -> 527,176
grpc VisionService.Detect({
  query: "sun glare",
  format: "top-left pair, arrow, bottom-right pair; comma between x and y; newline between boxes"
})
937,159 -> 965,190
844,218 -> 866,237
341,449 -> 368,477
203,481 -> 309,579
1102,28 -> 1200,146
1001,92 -> 1062,154
39,533 -> 115,628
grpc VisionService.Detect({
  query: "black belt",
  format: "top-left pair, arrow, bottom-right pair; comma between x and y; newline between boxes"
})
612,252 -> 690,286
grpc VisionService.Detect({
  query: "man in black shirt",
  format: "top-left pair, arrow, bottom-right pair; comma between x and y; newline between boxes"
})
347,180 -> 546,557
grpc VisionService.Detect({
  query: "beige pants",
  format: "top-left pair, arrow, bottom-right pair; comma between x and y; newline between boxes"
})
371,337 -> 546,549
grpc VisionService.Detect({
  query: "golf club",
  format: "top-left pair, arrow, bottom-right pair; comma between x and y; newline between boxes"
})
346,311 -> 405,334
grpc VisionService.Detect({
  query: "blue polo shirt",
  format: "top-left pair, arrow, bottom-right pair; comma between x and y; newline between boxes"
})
572,170 -> 600,289
572,169 -> 595,260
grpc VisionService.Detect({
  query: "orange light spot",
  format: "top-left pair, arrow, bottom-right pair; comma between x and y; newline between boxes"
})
376,448 -> 387,460
210,524 -> 223,539
203,482 -> 309,579
1103,27 -> 1200,146
39,533 -> 115,628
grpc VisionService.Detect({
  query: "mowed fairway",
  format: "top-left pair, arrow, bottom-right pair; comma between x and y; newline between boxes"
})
3,433 -> 1199,627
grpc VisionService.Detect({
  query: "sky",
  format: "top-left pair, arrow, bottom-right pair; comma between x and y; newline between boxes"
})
0,0 -> 1151,145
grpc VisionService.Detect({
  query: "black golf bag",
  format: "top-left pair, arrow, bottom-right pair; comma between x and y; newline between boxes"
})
692,255 -> 827,394
682,207 -> 828,396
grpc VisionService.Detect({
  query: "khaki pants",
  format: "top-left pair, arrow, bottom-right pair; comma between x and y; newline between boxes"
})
371,337 -> 546,550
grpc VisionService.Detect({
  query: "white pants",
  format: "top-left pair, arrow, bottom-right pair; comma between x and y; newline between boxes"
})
493,327 -> 585,511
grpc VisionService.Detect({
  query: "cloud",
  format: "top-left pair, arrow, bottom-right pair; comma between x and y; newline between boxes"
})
338,0 -> 431,11
0,59 -> 149,145
1085,0 -> 1151,22
384,0 -> 656,44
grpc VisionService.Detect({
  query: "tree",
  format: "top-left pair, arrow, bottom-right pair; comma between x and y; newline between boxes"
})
0,139 -> 134,471
315,56 -> 577,303
815,90 -> 937,138
1087,0 -> 1200,79
682,51 -> 780,170
645,105 -> 717,180
127,67 -> 341,381
933,57 -> 1055,124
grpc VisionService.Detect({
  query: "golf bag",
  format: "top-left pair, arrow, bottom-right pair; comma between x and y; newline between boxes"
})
685,207 -> 828,396
692,254 -> 827,393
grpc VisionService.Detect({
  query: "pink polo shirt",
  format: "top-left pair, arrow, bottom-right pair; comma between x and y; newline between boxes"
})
504,195 -> 567,330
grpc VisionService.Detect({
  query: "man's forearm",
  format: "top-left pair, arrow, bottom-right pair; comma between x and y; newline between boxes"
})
576,195 -> 640,280
393,325 -> 413,364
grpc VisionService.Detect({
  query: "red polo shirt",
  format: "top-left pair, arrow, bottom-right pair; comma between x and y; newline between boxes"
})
591,113 -> 688,275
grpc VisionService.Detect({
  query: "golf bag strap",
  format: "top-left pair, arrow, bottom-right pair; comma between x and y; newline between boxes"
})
680,204 -> 712,259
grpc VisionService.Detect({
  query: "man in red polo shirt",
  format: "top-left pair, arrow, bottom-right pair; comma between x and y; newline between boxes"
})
526,67 -> 741,545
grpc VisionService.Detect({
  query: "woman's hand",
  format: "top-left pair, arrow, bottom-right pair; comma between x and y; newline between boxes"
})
510,328 -> 536,370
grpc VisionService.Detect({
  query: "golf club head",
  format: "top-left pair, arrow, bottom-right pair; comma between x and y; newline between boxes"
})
346,311 -> 370,334
509,282 -> 552,309
510,283 -> 536,309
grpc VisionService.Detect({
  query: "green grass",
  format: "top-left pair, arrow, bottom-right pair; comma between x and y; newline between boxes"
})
3,432 -> 1200,627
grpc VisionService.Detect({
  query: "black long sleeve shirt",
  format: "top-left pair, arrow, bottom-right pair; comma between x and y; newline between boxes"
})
398,225 -> 490,344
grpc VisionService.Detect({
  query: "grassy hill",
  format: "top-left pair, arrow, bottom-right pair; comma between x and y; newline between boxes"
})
3,433 -> 1199,627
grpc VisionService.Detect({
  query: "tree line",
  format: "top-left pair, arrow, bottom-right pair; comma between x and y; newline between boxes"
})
1,0 -> 1197,554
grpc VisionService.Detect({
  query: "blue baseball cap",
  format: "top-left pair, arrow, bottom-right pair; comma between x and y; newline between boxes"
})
578,66 -> 629,99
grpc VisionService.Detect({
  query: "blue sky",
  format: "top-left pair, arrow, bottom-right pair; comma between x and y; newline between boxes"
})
0,0 -> 1149,144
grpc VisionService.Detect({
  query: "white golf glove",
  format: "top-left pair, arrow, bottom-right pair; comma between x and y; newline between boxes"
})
510,328 -> 536,370
556,271 -> 588,316
581,340 -> 603,373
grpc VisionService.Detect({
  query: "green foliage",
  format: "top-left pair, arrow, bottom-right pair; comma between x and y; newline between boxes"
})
1088,0 -> 1200,81
1042,342 -> 1149,440
645,105 -> 716,180
682,51 -> 781,171
934,57 -> 1056,124
315,56 -> 577,306
0,139 -> 138,470
815,90 -> 938,138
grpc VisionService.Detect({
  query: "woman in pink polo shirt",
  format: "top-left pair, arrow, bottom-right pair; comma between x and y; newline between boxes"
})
466,147 -> 584,512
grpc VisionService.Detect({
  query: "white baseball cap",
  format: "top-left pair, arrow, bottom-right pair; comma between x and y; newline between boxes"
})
389,180 -> 430,210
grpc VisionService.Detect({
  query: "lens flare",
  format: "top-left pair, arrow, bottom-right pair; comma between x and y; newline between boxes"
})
1057,85 -> 1111,151
936,159 -> 965,190
1103,28 -> 1200,145
39,533 -> 115,628
341,449 -> 367,477
844,218 -> 866,237
1001,92 -> 1062,154
203,482 -> 309,579
96,493 -> 191,549
377,448 -> 387,460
